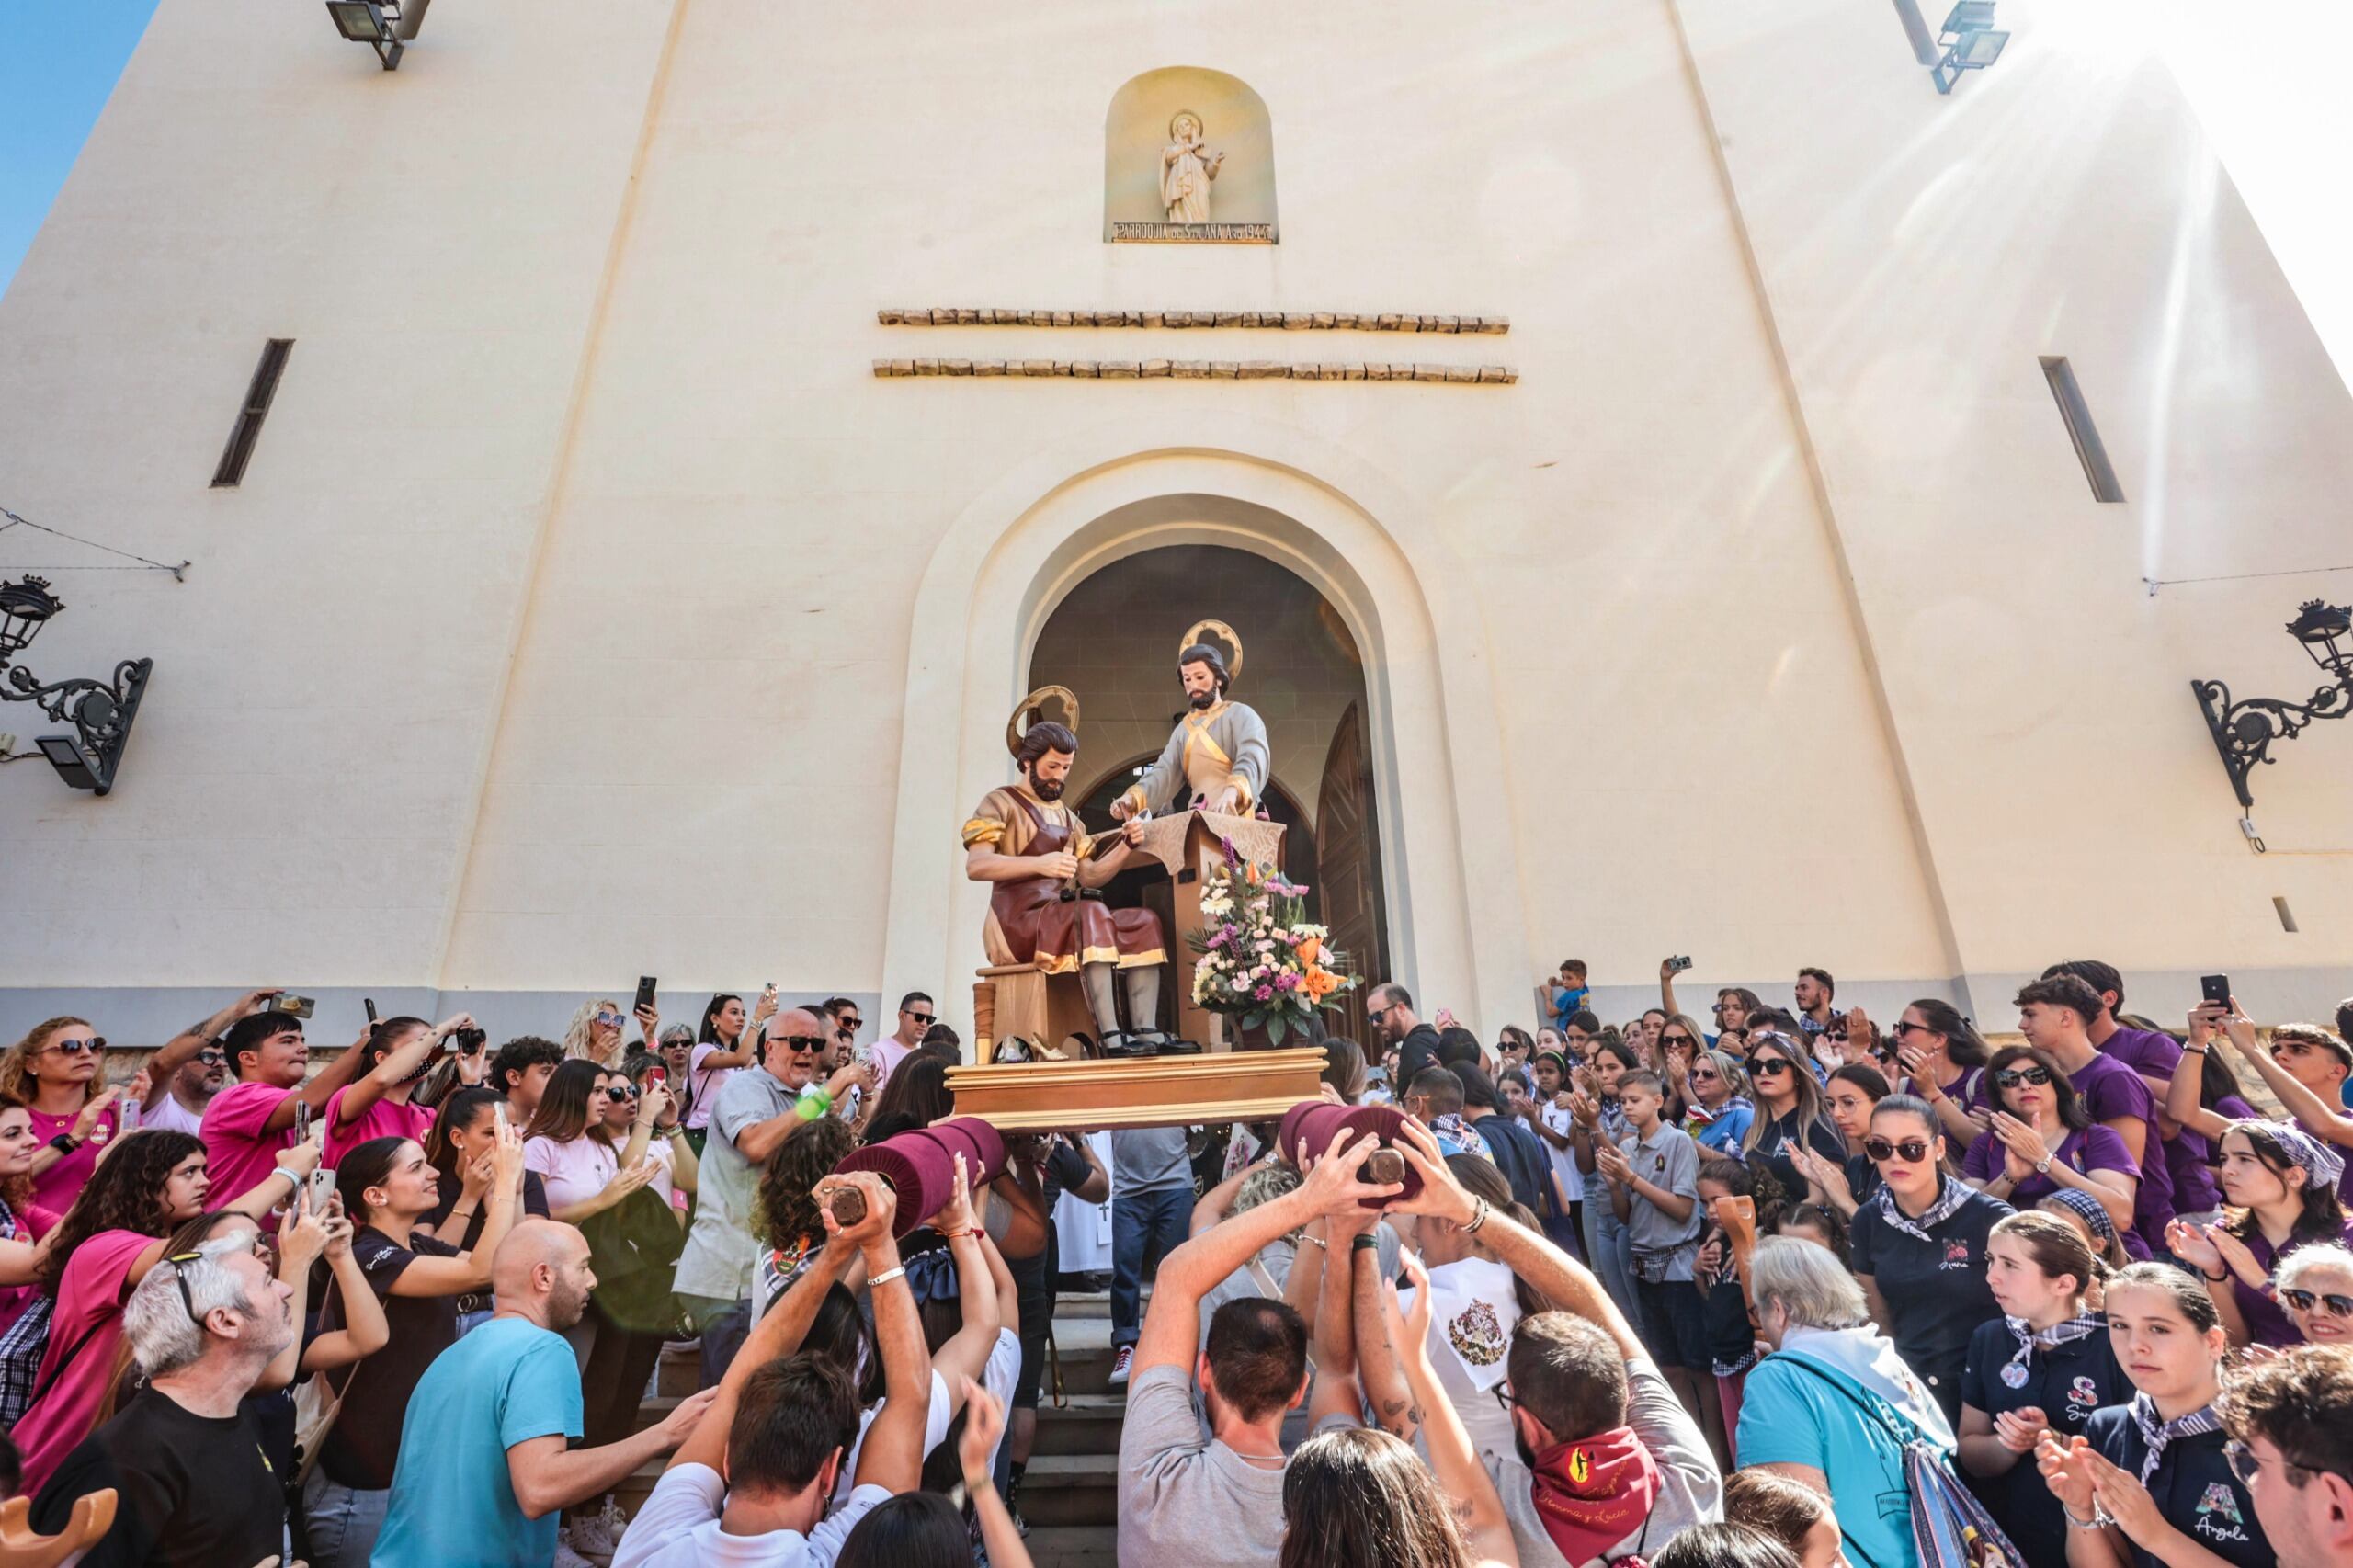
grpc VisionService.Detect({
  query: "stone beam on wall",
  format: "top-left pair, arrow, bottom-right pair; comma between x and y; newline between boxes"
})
878,309 -> 1508,333
871,358 -> 1517,382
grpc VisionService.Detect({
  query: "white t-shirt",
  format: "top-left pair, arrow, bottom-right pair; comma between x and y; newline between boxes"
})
687,1043 -> 743,1131
523,1133 -> 619,1211
1400,1256 -> 1523,1461
979,1325 -> 1021,1478
142,1093 -> 207,1138
612,1463 -> 886,1568
829,1370 -> 954,1513
1540,1101 -> 1586,1203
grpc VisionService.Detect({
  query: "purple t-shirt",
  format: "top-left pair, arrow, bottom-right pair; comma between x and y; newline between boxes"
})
1962,1123 -> 2140,1209
2064,1051 -> 2174,1253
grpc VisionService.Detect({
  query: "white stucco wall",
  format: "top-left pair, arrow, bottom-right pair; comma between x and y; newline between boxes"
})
2,0 -> 2347,1048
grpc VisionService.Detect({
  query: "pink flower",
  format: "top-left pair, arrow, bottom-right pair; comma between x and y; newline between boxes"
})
1254,984 -> 1274,1002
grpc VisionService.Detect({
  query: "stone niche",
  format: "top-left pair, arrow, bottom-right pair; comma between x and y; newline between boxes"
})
1104,67 -> 1278,244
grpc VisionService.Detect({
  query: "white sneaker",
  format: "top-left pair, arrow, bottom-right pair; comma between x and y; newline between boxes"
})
552,1533 -> 597,1568
594,1497 -> 630,1549
569,1509 -> 619,1556
1108,1344 -> 1134,1384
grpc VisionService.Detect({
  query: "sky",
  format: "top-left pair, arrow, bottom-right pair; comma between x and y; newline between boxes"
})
0,0 -> 159,301
0,2 -> 2346,394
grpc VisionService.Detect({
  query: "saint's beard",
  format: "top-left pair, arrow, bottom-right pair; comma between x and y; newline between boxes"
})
1188,688 -> 1217,710
1026,770 -> 1065,801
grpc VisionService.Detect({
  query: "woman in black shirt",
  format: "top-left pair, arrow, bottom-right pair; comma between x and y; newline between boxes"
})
1738,1031 -> 1847,1203
1959,1211 -> 2131,1567
2037,1262 -> 2274,1568
1847,1094 -> 2011,1425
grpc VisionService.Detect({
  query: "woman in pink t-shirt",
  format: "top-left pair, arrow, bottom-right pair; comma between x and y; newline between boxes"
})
8,1127 -> 318,1497
0,1017 -> 147,1216
323,1014 -> 473,1168
0,1102 -> 62,1336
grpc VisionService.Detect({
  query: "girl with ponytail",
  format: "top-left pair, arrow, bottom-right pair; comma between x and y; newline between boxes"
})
1958,1211 -> 2129,1566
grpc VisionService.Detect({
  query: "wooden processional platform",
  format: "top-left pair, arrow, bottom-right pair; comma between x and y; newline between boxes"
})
945,1045 -> 1328,1131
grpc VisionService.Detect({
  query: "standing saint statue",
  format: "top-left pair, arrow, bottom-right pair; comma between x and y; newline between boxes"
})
965,695 -> 1172,1053
1110,622 -> 1269,821
1160,110 -> 1224,224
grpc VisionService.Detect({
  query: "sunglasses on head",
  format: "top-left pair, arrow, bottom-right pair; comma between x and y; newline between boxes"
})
1864,1136 -> 1933,1164
46,1036 -> 104,1056
1995,1066 -> 2052,1089
2281,1287 -> 2353,1318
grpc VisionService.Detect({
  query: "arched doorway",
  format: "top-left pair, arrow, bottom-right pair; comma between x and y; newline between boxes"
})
1031,544 -> 1389,1041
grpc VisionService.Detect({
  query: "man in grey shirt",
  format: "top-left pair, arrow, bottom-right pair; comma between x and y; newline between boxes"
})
673,1007 -> 864,1387
1117,1127 -> 1400,1568
1107,1125 -> 1195,1384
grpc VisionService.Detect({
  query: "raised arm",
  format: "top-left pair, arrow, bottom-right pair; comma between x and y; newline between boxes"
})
1387,1119 -> 1644,1362
2165,1012 -> 2234,1140
142,988 -> 280,1108
1381,1254 -> 1518,1568
2217,1002 -> 2353,1147
1132,1128 -> 1402,1380
835,1177 -> 930,1494
1308,1210 -> 1370,1428
261,1021 -> 374,1135
927,1160 -> 1005,1394
1351,1220 -> 1415,1439
302,1217 -> 391,1371
391,1123 -> 523,1295
335,1015 -> 467,1127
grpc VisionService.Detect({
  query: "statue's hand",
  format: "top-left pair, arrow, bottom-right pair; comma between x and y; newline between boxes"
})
1122,818 -> 1148,847
1109,798 -> 1135,823
1211,787 -> 1242,815
1040,852 -> 1080,881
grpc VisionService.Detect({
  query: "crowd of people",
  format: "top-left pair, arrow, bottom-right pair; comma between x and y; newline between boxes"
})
3,958 -> 2353,1568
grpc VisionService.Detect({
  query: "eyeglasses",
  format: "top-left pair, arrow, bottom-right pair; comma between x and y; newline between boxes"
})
44,1036 -> 104,1056
193,1049 -> 224,1065
1995,1066 -> 2053,1089
162,1237 -> 262,1324
594,1011 -> 625,1028
838,1017 -> 863,1032
1366,1005 -> 1392,1024
2226,1438 -> 2326,1486
1889,1021 -> 1927,1039
1864,1136 -> 1933,1164
1662,1036 -> 1696,1049
904,1010 -> 936,1026
1751,1060 -> 1793,1078
2280,1287 -> 2353,1318
1689,1068 -> 1720,1083
774,1035 -> 828,1054
607,1084 -> 638,1099
1490,1384 -> 1522,1417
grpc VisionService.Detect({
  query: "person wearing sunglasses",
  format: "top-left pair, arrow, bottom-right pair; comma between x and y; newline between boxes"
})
1847,1094 -> 2012,1426
1961,1045 -> 2143,1246
0,1017 -> 146,1215
674,1009 -> 858,1390
1736,1033 -> 1847,1207
1677,1047 -> 1755,1158
2271,1244 -> 2353,1348
112,987 -> 288,1140
2168,1120 -> 2353,1350
870,990 -> 938,1099
2223,1342 -> 2353,1568
2017,974 -> 2178,1260
684,990 -> 774,1148
2037,1262 -> 2273,1568
563,996 -> 631,1070
1886,998 -> 1995,1149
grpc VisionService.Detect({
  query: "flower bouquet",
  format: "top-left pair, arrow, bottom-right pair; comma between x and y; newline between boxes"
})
1188,839 -> 1359,1046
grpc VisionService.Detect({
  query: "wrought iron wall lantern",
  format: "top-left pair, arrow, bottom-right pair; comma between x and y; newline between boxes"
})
0,576 -> 153,796
2190,598 -> 2353,821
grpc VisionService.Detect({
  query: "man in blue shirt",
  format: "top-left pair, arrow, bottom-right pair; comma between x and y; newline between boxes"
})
375,1219 -> 718,1568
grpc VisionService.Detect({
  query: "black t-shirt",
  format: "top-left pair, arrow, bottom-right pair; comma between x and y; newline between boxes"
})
30,1386 -> 284,1568
318,1227 -> 464,1490
1472,1111 -> 1549,1213
1843,1150 -> 1882,1210
1747,1108 -> 1847,1204
420,1169 -> 551,1246
2084,1405 -> 2274,1568
1395,1024 -> 1443,1094
1847,1182 -> 2012,1423
1701,1272 -> 1755,1370
1959,1319 -> 2132,1566
1040,1139 -> 1092,1211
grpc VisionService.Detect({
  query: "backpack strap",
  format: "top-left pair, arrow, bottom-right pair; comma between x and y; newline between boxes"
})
1755,1353 -> 1916,1568
26,1316 -> 108,1414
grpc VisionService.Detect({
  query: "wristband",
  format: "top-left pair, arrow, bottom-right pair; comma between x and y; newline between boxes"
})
1462,1197 -> 1492,1234
47,1133 -> 80,1155
274,1165 -> 310,1187
869,1264 -> 907,1290
2204,1267 -> 2231,1283
2185,1045 -> 2209,1055
2064,1506 -> 2110,1531
1351,1233 -> 1381,1253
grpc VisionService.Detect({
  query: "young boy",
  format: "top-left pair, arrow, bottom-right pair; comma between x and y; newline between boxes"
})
1549,960 -> 1592,1033
1593,1071 -> 1713,1432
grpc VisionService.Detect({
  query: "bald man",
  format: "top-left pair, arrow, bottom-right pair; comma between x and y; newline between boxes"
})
375,1221 -> 718,1567
674,1008 -> 871,1387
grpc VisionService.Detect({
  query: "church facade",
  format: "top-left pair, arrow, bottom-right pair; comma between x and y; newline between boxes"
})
2,1 -> 2348,1041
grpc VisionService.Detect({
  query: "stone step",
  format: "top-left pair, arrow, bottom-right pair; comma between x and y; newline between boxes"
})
1032,1392 -> 1128,1455
1017,1452 -> 1120,1528
656,1341 -> 699,1400
1023,1524 -> 1120,1568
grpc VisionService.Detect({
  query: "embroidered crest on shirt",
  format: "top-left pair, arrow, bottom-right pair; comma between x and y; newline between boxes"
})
1447,1299 -> 1508,1369
1940,1239 -> 1972,1270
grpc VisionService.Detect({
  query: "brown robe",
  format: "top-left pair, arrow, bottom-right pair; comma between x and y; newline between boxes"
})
963,786 -> 1167,974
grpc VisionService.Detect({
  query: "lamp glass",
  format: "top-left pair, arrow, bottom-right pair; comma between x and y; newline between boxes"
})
1954,28 -> 2009,67
325,1 -> 386,40
37,736 -> 97,791
1943,2 -> 1998,33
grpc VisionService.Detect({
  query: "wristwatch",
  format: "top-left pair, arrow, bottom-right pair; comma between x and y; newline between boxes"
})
2034,1156 -> 2052,1175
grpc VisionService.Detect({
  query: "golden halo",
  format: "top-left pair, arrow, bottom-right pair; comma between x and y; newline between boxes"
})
1005,685 -> 1082,758
1168,109 -> 1205,140
1178,619 -> 1244,687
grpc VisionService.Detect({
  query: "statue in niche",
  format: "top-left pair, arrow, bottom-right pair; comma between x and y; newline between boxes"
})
1160,110 -> 1224,223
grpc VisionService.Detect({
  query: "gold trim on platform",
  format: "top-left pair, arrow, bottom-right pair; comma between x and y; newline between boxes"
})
946,1047 -> 1326,1131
